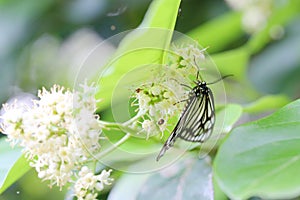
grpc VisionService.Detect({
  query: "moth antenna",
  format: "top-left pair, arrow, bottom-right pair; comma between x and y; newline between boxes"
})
207,74 -> 233,85
193,55 -> 203,81
169,78 -> 193,90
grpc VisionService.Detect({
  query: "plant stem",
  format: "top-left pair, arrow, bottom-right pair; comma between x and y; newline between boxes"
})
93,113 -> 144,160
94,133 -> 131,159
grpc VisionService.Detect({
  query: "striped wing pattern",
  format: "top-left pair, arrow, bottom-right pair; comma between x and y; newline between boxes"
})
156,82 -> 215,161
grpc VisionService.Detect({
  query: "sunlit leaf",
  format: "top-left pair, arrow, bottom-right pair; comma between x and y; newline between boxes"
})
94,0 -> 181,109
211,47 -> 249,82
214,99 -> 300,199
188,12 -> 243,53
243,95 -> 290,113
0,138 -> 30,194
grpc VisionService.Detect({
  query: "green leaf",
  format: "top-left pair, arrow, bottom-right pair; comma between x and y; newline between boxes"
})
108,173 -> 150,200
214,99 -> 300,199
94,0 -> 181,109
219,104 -> 243,133
213,176 -> 227,200
211,47 -> 249,82
197,104 -> 243,154
187,12 -> 243,53
137,157 -> 213,200
0,138 -> 30,194
243,95 -> 290,113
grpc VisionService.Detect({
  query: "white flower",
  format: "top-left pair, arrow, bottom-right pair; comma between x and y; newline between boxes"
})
74,166 -> 113,200
242,6 -> 268,33
131,44 -> 208,139
141,119 -> 158,139
225,0 -> 272,33
132,82 -> 180,138
171,44 -> 206,70
0,99 -> 30,146
0,83 -> 102,189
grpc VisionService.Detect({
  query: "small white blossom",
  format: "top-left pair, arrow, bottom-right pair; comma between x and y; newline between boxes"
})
132,82 -> 181,138
0,100 -> 28,146
170,44 -> 206,76
225,0 -> 272,33
131,44 -> 207,139
74,166 -> 113,200
141,119 -> 158,139
0,83 -> 102,189
242,6 -> 268,33
269,25 -> 285,40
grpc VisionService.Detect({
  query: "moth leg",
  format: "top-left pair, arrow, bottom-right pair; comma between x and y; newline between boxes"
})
173,98 -> 188,105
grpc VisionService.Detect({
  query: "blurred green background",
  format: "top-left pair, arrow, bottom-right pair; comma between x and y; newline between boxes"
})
0,0 -> 231,104
0,0 -> 300,199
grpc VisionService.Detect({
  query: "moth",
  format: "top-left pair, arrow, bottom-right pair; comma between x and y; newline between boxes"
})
156,74 -> 231,161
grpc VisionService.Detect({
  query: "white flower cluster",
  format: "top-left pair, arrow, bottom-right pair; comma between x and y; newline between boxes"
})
133,83 -> 181,138
0,83 -> 112,196
225,0 -> 272,33
74,166 -> 113,200
132,44 -> 207,139
170,44 -> 206,77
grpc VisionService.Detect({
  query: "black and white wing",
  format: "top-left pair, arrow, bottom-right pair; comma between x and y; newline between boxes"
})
178,88 -> 215,142
156,87 -> 215,161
